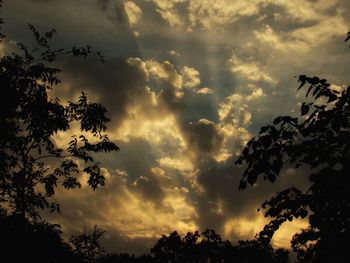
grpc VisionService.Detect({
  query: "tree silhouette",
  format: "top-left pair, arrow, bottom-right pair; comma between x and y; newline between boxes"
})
148,229 -> 288,263
0,3 -> 119,261
70,226 -> 106,263
0,208 -> 79,262
236,34 -> 350,262
0,18 -> 118,220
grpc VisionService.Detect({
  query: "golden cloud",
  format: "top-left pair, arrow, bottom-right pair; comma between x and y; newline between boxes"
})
188,0 -> 261,30
196,87 -> 213,95
181,66 -> 201,89
124,1 -> 143,27
229,55 -> 278,85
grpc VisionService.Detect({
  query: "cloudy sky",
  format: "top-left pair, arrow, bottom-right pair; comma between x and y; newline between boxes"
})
2,0 -> 350,254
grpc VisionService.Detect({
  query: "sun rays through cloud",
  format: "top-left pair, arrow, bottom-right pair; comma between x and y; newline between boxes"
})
2,0 -> 349,254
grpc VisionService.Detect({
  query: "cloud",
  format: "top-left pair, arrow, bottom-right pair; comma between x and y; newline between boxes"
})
4,0 -> 350,254
214,91 -> 256,162
218,87 -> 263,125
145,59 -> 183,90
124,1 -> 143,27
196,87 -> 213,95
156,8 -> 183,27
290,15 -> 348,46
188,0 -> 261,30
191,160 -> 312,243
169,49 -> 181,56
147,0 -> 185,27
224,214 -> 269,241
158,157 -> 193,173
181,118 -> 223,158
48,49 -> 307,252
132,175 -> 165,205
44,167 -> 198,253
254,16 -> 348,53
55,56 -> 194,139
223,214 -> 308,248
228,55 -> 278,85
55,57 -> 149,129
269,0 -> 339,23
147,0 -> 185,10
181,66 -> 201,88
247,87 -> 265,101
0,42 -> 4,57
254,25 -> 294,51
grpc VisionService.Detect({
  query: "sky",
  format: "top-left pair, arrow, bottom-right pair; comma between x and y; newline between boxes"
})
1,0 -> 350,255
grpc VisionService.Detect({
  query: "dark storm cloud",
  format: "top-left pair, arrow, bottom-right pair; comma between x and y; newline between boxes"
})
181,119 -> 223,157
95,0 -> 129,25
100,138 -> 158,182
57,56 -> 148,128
194,163 -> 257,236
132,175 -> 165,206
42,170 -> 129,229
192,158 -> 311,242
96,0 -> 116,12
2,0 -> 140,57
56,55 -> 188,136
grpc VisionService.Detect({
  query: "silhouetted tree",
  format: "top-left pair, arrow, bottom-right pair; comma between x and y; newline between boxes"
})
0,208 -> 79,262
196,229 -> 233,262
149,229 -> 288,263
97,253 -> 154,263
151,231 -> 184,262
236,34 -> 350,262
70,226 -> 106,263
0,3 -> 119,262
0,14 -> 118,221
236,239 -> 288,263
89,229 -> 289,262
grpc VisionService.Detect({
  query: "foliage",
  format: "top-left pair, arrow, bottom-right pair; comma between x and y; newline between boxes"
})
236,34 -> 350,262
97,253 -> 154,263
0,3 -> 119,261
147,229 -> 288,263
0,214 -> 289,263
0,22 -> 119,220
70,226 -> 106,263
0,209 -> 78,263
